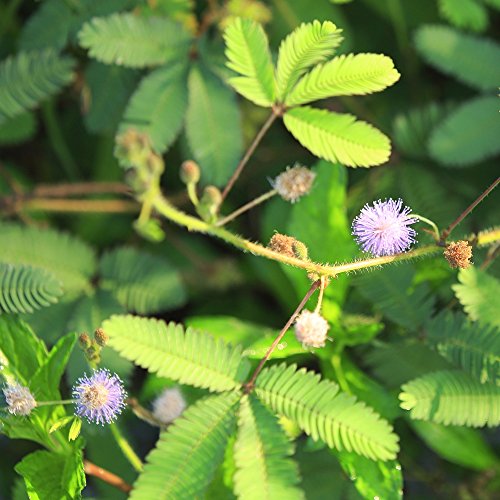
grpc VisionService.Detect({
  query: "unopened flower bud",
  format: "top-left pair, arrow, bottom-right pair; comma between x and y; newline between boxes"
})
94,328 -> 109,347
273,165 -> 315,203
152,388 -> 186,424
198,186 -> 222,222
79,333 -> 92,350
268,233 -> 309,260
115,129 -> 152,168
444,240 -> 472,269
146,152 -> 164,176
3,382 -> 36,416
180,160 -> 201,184
294,310 -> 329,348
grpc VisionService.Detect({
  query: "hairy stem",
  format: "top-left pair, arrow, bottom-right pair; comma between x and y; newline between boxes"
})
244,280 -> 321,392
84,460 -> 132,493
109,423 -> 143,473
441,177 -> 499,242
221,111 -> 278,202
216,189 -> 277,227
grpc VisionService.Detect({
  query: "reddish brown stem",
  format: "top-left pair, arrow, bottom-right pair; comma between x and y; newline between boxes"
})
84,460 -> 132,493
32,182 -> 130,197
22,198 -> 139,213
244,279 -> 321,393
441,177 -> 499,242
221,111 -> 279,202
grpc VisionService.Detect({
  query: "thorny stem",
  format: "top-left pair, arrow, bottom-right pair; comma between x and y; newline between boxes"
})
244,280 -> 321,393
221,111 -> 279,202
441,177 -> 499,242
84,460 -> 132,494
153,194 -> 500,278
109,422 -> 143,473
216,189 -> 277,227
413,214 -> 440,241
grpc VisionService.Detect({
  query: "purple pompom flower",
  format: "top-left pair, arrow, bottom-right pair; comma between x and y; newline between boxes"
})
72,369 -> 127,425
352,198 -> 417,256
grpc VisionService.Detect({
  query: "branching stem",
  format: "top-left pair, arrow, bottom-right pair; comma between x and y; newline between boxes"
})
221,111 -> 278,202
216,189 -> 277,226
244,280 -> 321,392
441,177 -> 499,242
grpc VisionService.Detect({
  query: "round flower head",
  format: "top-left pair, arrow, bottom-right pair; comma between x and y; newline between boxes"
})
352,198 -> 417,256
273,165 -> 315,203
73,369 -> 127,425
2,382 -> 36,416
294,310 -> 329,348
152,387 -> 186,425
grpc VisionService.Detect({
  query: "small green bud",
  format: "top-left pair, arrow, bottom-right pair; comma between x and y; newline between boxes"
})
78,333 -> 91,350
180,160 -> 201,184
146,152 -> 164,176
115,129 -> 152,168
197,186 -> 222,222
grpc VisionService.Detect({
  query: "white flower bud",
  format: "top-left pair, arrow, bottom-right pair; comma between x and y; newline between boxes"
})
273,165 -> 315,203
294,310 -> 329,348
3,382 -> 36,416
152,388 -> 186,424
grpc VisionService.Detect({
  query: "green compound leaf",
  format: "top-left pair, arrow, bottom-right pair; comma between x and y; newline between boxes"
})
131,393 -> 238,499
286,53 -> 400,106
0,50 -> 75,123
15,450 -> 85,500
234,395 -> 304,499
99,246 -> 186,314
283,106 -> 391,167
452,266 -> 500,328
78,13 -> 191,68
399,370 -> 500,427
0,263 -> 62,315
255,363 -> 399,461
275,20 -> 343,101
103,315 -> 250,392
223,17 -> 275,106
0,223 -> 96,296
438,0 -> 488,32
186,64 -> 243,185
426,312 -> 500,384
428,96 -> 500,167
414,25 -> 500,91
119,62 -> 188,152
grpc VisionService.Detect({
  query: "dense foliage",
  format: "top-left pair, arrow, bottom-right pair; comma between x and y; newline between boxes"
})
0,1 -> 499,499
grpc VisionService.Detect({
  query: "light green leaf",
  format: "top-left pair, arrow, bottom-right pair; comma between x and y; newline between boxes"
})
286,53 -> 400,106
256,363 -> 400,461
0,50 -> 75,123
283,106 -> 391,167
103,315 -> 250,392
68,418 -> 82,441
453,266 -> 500,327
410,420 -> 499,470
334,450 -> 403,500
438,0 -> 488,32
223,17 -> 275,106
131,393 -> 238,499
234,395 -> 303,499
15,450 -> 85,500
399,370 -> 500,427
429,96 -> 500,167
414,25 -> 500,91
0,263 -> 63,315
0,223 -> 96,296
78,13 -> 191,68
49,416 -> 74,434
119,62 -> 188,152
275,20 -> 343,101
99,247 -> 186,314
186,64 -> 243,185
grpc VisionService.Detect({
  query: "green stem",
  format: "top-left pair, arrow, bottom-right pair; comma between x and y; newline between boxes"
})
413,214 -> 440,241
216,189 -> 277,227
331,353 -> 350,394
187,183 -> 199,207
152,194 -> 500,278
110,422 -> 143,473
36,399 -> 75,407
41,102 -> 80,180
